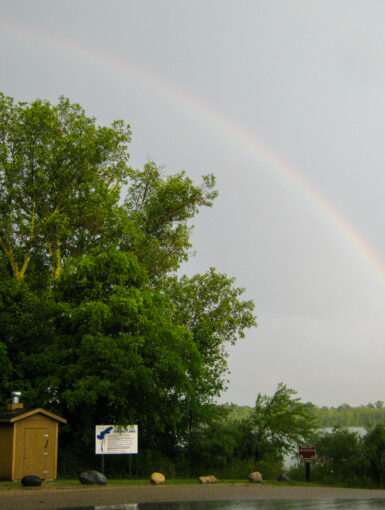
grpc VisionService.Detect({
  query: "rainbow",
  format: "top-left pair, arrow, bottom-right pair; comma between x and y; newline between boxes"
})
2,17 -> 385,287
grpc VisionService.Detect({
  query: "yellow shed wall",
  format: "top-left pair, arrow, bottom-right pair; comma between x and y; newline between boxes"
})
13,415 -> 59,480
0,425 -> 14,479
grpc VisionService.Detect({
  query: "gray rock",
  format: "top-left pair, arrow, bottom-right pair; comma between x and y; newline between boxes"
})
21,475 -> 42,486
79,470 -> 107,485
278,473 -> 290,482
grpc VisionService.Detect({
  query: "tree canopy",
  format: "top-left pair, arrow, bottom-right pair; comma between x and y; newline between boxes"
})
0,93 -> 131,282
0,93 -> 257,470
122,162 -> 217,279
249,383 -> 317,457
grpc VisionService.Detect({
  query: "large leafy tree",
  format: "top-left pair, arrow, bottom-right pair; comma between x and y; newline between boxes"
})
0,93 -> 257,469
47,249 -> 202,453
122,162 -> 217,279
163,269 -> 256,433
0,278 -> 55,405
247,383 -> 317,460
0,93 -> 131,282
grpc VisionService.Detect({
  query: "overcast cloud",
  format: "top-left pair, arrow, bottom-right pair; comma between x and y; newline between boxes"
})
1,0 -> 385,407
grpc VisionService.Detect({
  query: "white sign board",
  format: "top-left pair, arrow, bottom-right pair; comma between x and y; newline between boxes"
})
95,425 -> 138,455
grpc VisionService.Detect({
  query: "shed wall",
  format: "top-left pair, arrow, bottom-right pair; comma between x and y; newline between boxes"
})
0,425 -> 14,479
14,415 -> 58,480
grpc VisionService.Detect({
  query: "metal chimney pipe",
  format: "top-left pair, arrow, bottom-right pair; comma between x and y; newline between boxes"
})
11,392 -> 21,404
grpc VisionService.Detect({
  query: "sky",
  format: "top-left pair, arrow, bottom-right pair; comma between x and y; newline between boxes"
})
1,0 -> 385,408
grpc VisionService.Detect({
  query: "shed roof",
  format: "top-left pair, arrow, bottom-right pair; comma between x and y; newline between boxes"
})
0,408 -> 67,424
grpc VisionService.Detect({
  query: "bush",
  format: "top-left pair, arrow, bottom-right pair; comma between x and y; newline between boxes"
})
362,424 -> 385,487
289,428 -> 363,486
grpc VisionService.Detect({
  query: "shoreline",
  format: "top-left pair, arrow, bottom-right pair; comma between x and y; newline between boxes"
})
1,484 -> 385,510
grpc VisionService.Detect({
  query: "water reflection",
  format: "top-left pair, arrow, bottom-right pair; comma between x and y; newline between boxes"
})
61,500 -> 385,510
139,502 -> 385,510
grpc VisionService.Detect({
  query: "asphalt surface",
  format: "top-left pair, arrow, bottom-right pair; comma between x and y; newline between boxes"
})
2,484 -> 385,510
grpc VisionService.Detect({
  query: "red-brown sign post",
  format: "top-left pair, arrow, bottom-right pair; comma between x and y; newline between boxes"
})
298,445 -> 316,482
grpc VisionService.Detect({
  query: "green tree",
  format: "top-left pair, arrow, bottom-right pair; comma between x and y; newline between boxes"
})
163,268 -> 256,433
314,428 -> 362,485
0,278 -> 54,405
122,162 -> 217,279
0,93 -> 131,282
186,415 -> 255,475
362,424 -> 385,486
249,383 -> 317,459
311,403 -> 385,428
0,93 -> 258,474
45,248 -> 203,454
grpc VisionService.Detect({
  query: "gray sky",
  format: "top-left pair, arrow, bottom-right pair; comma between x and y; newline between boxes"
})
1,0 -> 385,407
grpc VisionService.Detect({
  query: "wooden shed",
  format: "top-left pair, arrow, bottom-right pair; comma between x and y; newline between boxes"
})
0,402 -> 66,480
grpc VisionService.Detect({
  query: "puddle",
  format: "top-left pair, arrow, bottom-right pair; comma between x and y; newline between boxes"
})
60,499 -> 385,510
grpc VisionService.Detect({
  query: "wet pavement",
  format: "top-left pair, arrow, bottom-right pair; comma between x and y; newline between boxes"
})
60,501 -> 385,510
3,485 -> 385,510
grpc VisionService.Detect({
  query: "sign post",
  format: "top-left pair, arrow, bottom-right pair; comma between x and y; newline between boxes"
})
298,445 -> 316,482
95,425 -> 138,475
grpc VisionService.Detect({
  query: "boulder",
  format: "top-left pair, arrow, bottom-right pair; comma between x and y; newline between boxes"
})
150,472 -> 165,484
21,475 -> 42,487
248,471 -> 263,483
79,470 -> 107,485
198,475 -> 218,484
278,473 -> 290,482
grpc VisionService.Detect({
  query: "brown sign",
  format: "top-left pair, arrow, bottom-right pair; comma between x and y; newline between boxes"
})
298,445 -> 316,462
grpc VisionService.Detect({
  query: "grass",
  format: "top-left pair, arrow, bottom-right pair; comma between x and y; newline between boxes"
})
0,477 -> 332,491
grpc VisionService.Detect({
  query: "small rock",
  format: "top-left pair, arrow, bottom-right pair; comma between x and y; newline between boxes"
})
21,475 -> 42,487
198,475 -> 218,484
150,472 -> 165,484
79,470 -> 107,485
278,473 -> 290,482
248,471 -> 263,483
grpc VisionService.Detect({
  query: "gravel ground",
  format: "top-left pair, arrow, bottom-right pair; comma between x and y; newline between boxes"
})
1,484 -> 385,510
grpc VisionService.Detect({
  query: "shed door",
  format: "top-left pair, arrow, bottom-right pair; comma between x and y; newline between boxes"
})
23,428 -> 49,479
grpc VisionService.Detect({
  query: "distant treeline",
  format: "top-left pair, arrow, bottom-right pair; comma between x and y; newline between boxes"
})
224,401 -> 385,428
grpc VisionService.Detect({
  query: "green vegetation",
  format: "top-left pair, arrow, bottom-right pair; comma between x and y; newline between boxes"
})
0,93 -> 259,477
225,402 -> 385,488
2,93 -> 385,488
287,424 -> 385,488
313,402 -> 385,428
226,401 -> 385,429
184,383 -> 317,480
0,478 -> 333,490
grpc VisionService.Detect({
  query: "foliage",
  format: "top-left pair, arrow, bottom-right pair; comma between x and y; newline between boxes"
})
226,401 -> 385,429
181,384 -> 316,479
223,403 -> 254,422
0,93 -> 258,476
289,425 -> 385,488
48,249 -> 205,455
0,278 -> 55,406
187,418 -> 251,472
312,428 -> 363,485
362,425 -> 385,486
163,268 -> 256,434
312,402 -> 385,428
249,383 -> 317,458
122,162 -> 217,279
0,93 -> 131,282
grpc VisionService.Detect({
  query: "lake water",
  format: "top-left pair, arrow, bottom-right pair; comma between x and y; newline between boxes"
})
61,500 -> 385,510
